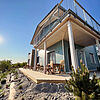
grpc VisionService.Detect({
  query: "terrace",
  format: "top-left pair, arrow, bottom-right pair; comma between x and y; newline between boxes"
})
31,0 -> 100,47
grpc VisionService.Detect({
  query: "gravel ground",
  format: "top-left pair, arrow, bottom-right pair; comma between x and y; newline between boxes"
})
14,69 -> 74,100
0,74 -> 11,100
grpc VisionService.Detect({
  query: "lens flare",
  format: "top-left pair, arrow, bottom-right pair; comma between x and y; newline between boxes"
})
0,35 -> 4,44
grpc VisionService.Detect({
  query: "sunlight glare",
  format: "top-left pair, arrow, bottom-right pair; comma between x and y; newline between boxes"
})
0,35 -> 4,44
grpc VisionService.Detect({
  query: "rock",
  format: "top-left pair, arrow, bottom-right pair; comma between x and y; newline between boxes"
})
6,74 -> 11,83
49,83 -> 58,93
14,69 -> 75,100
58,83 -> 66,92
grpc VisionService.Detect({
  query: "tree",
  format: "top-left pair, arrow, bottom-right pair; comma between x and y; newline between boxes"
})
12,62 -> 27,68
0,60 -> 12,72
65,60 -> 100,100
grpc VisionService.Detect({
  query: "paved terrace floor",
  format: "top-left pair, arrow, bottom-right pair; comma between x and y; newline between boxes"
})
19,68 -> 71,84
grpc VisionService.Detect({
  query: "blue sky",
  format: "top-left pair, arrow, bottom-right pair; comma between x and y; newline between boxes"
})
0,0 -> 100,63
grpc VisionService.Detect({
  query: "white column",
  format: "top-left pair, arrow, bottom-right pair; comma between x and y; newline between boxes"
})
96,39 -> 100,53
34,48 -> 37,71
44,41 -> 47,73
67,21 -> 77,71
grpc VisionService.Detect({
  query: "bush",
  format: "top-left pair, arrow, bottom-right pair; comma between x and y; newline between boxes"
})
0,60 -> 12,72
65,60 -> 100,100
22,97 -> 24,100
0,85 -> 2,89
0,89 -> 3,93
1,79 -> 6,85
6,84 -> 10,88
12,62 -> 27,68
18,85 -> 23,89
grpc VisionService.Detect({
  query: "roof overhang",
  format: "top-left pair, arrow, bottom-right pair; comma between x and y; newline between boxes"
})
30,4 -> 66,45
34,10 -> 100,49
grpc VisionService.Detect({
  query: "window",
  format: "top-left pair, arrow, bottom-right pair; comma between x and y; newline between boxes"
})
47,51 -> 56,64
89,53 -> 95,64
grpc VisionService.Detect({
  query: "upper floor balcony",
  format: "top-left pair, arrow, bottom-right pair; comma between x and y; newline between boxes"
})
31,0 -> 100,47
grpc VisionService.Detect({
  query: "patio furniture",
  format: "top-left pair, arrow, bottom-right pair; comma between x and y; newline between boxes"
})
36,63 -> 41,71
53,63 -> 60,73
46,61 -> 53,74
59,60 -> 65,73
47,61 -> 61,74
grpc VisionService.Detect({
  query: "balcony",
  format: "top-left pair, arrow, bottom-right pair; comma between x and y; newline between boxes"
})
32,0 -> 100,47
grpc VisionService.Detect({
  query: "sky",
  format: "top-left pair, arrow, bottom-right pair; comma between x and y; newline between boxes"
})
0,0 -> 100,63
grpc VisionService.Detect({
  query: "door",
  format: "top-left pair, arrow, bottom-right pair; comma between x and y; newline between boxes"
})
47,51 -> 56,64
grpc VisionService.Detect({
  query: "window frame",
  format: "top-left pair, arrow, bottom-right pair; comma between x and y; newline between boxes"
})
89,53 -> 96,64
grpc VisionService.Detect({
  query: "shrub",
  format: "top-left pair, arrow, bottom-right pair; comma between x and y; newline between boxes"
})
0,60 -> 12,72
6,84 -> 10,88
18,85 -> 23,89
65,60 -> 100,100
22,97 -> 24,100
0,85 -> 2,89
0,89 -> 3,93
1,79 -> 6,85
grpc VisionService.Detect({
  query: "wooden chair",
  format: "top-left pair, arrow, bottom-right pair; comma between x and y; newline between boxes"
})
59,60 -> 65,73
36,63 -> 40,71
46,61 -> 53,74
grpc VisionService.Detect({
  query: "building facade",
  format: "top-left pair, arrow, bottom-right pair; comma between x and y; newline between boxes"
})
30,0 -> 100,73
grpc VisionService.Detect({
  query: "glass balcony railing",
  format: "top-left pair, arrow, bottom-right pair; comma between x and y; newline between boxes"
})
33,0 -> 100,46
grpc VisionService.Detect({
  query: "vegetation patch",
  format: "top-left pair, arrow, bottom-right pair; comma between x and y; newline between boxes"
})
18,85 -> 23,90
65,60 -> 100,100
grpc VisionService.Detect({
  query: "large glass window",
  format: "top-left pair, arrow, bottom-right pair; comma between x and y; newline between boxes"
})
89,53 -> 95,64
47,51 -> 56,64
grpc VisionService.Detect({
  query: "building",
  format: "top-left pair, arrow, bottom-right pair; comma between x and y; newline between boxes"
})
30,0 -> 100,73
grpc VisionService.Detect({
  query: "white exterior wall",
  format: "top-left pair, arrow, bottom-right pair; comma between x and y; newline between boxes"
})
28,53 -> 32,66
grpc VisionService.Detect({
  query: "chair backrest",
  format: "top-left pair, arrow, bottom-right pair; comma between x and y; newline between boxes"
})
50,61 -> 53,67
60,60 -> 64,66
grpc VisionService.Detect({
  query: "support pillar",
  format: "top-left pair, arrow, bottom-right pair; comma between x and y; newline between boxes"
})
34,48 -> 37,71
96,39 -> 100,53
44,41 -> 47,73
67,21 -> 77,71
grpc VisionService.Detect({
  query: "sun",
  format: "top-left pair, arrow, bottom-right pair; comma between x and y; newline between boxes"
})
0,35 -> 4,44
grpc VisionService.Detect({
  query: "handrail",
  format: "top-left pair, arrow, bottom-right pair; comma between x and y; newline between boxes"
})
33,0 -> 100,46
74,0 -> 100,26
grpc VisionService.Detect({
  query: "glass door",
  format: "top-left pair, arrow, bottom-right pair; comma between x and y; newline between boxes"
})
47,51 -> 56,64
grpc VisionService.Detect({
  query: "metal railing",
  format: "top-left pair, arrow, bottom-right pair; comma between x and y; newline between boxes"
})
33,0 -> 100,46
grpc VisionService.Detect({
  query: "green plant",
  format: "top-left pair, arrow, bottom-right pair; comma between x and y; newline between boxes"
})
65,60 -> 100,100
0,89 -> 3,93
0,60 -> 12,72
18,85 -> 23,89
1,79 -> 6,85
21,97 -> 25,100
0,92 -> 4,97
0,85 -> 2,89
6,84 -> 10,88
